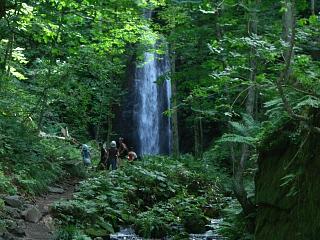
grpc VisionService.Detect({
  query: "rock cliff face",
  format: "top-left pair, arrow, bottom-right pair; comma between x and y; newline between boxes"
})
255,122 -> 320,240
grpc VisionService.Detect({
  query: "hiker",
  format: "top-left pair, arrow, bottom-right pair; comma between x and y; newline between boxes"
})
118,137 -> 128,158
97,142 -> 107,170
81,144 -> 91,166
106,141 -> 119,170
127,147 -> 137,162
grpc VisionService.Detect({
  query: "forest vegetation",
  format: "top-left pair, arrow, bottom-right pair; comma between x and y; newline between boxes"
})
0,0 -> 319,239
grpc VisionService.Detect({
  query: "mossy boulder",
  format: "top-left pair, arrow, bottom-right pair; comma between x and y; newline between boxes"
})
181,211 -> 209,234
255,121 -> 320,240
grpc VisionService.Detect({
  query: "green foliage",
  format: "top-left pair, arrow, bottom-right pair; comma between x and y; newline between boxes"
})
0,198 -> 4,211
52,156 -> 227,238
218,114 -> 261,147
219,199 -> 253,240
0,115 -> 83,195
0,168 -> 17,194
54,226 -> 91,240
0,0 -> 319,238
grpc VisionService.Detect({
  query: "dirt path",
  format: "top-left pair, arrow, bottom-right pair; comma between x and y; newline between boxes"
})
22,179 -> 78,240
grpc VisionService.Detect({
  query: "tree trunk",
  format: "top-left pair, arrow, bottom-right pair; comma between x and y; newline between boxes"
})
106,106 -> 113,145
170,50 -> 180,157
232,0 -> 259,229
194,117 -> 201,158
311,0 -> 315,15
2,33 -> 14,74
199,117 -> 203,157
282,0 -> 294,63
276,1 -> 308,122
193,116 -> 203,158
0,0 -> 5,18
234,144 -> 254,210
37,94 -> 48,131
246,0 -> 258,117
96,100 -> 103,141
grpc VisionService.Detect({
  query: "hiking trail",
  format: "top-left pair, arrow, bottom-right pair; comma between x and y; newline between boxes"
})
22,179 -> 78,240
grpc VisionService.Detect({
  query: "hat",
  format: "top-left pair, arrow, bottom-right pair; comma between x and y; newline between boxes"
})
110,141 -> 116,148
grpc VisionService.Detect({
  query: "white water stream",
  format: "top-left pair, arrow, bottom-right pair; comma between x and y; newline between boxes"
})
110,219 -> 225,240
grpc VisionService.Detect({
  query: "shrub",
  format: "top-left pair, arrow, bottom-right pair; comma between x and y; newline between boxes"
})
53,156 -> 226,238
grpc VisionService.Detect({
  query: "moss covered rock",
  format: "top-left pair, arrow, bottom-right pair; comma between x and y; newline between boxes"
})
255,122 -> 320,240
181,211 -> 209,234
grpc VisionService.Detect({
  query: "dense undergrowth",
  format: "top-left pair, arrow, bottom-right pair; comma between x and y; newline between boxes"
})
0,121 -> 87,197
52,155 -> 231,239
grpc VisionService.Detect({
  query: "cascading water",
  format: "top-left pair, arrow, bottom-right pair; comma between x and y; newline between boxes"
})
134,45 -> 172,155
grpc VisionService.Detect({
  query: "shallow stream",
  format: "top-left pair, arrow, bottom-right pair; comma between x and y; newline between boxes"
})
110,219 -> 224,240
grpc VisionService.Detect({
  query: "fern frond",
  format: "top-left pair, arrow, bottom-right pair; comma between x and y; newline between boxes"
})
229,121 -> 248,135
294,96 -> 320,110
264,97 -> 283,108
217,133 -> 256,146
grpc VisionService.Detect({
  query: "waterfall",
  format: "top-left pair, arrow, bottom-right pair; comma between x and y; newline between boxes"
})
134,45 -> 172,155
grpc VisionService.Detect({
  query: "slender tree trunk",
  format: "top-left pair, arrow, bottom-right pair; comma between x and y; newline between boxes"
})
194,117 -> 201,158
232,0 -> 259,228
3,33 -> 14,74
311,0 -> 315,15
282,0 -> 294,64
276,1 -> 305,121
199,117 -> 203,157
37,93 -> 48,131
276,0 -> 295,108
37,68 -> 51,131
96,101 -> 103,141
246,1 -> 258,117
170,50 -> 180,157
276,1 -> 320,134
194,117 -> 204,159
0,0 -> 5,18
106,106 -> 113,145
234,144 -> 255,210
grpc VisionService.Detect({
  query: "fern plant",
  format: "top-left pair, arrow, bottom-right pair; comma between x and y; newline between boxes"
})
218,114 -> 261,147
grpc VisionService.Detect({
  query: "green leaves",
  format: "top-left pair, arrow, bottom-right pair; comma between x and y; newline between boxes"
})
219,134 -> 257,146
52,156 -> 225,238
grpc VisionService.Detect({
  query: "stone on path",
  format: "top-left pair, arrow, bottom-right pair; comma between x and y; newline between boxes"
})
7,220 -> 26,237
22,206 -> 42,223
42,215 -> 55,232
24,222 -> 52,240
4,196 -> 23,209
48,186 -> 65,194
4,206 -> 21,219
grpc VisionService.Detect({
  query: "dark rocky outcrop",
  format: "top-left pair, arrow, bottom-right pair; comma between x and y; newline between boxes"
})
3,196 -> 23,209
255,121 -> 320,240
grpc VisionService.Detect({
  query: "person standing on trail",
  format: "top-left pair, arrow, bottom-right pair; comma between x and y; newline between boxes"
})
81,144 -> 91,166
106,141 -> 119,170
97,142 -> 107,170
118,137 -> 128,158
127,147 -> 137,162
